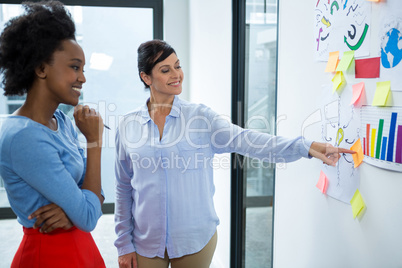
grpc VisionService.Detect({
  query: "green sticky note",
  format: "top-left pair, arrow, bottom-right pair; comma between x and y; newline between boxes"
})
350,189 -> 365,219
372,81 -> 391,106
336,51 -> 354,72
332,71 -> 346,94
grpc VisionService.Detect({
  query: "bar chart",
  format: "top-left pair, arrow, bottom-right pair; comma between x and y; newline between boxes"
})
360,106 -> 402,172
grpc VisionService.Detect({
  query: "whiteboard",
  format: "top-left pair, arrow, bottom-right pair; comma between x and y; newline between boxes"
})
274,1 -> 402,267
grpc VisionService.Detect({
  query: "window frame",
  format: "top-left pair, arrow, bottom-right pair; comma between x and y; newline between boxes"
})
231,0 -> 279,267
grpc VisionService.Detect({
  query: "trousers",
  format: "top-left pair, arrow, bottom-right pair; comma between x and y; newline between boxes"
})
136,231 -> 218,268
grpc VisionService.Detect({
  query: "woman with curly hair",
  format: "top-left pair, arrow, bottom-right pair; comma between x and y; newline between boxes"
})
0,1 -> 105,267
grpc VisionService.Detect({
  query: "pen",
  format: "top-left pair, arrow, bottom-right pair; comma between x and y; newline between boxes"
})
104,124 -> 111,130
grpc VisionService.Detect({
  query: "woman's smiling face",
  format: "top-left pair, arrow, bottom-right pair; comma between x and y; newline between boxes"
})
41,39 -> 86,106
145,52 -> 184,97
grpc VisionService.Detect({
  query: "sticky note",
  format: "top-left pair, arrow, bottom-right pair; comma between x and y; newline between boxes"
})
325,51 -> 340,72
366,0 -> 379,2
332,71 -> 346,94
350,138 -> 364,168
316,171 -> 328,194
351,82 -> 366,107
372,81 -> 391,106
350,189 -> 365,219
336,51 -> 354,72
355,57 -> 380,78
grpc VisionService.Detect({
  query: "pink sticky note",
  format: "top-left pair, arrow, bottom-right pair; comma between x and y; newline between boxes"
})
351,82 -> 366,107
355,57 -> 380,78
316,171 -> 328,194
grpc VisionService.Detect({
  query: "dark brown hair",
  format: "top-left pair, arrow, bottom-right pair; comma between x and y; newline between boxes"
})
137,39 -> 176,88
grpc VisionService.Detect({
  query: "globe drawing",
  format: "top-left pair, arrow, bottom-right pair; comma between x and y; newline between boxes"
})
381,28 -> 402,69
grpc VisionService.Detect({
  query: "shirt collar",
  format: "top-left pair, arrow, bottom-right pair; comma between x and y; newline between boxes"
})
140,95 -> 181,124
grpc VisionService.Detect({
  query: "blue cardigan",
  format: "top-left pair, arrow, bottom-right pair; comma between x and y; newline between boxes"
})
0,110 -> 102,232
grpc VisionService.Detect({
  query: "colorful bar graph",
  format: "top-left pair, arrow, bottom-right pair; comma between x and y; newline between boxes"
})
361,106 -> 402,172
396,126 -> 402,164
375,119 -> 384,159
387,113 -> 397,162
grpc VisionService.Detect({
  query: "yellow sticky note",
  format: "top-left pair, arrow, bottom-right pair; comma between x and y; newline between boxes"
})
325,51 -> 340,72
372,81 -> 391,106
316,170 -> 328,194
350,189 -> 365,219
366,0 -> 379,2
350,138 -> 364,168
332,71 -> 346,94
336,51 -> 355,72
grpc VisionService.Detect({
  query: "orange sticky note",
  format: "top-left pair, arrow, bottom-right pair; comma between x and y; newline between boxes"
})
350,138 -> 364,168
316,170 -> 328,194
325,51 -> 340,72
351,82 -> 366,107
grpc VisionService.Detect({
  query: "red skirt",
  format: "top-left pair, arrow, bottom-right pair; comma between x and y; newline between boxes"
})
11,226 -> 106,268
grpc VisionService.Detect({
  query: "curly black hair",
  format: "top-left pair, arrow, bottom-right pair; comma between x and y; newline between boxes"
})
0,0 -> 76,96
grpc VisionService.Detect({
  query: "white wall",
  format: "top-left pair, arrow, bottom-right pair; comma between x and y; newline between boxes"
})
189,1 -> 232,267
164,0 -> 190,101
274,1 -> 402,268
164,1 -> 232,267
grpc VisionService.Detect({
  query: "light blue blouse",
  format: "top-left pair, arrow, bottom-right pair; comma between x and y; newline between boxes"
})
114,96 -> 313,258
0,110 -> 102,232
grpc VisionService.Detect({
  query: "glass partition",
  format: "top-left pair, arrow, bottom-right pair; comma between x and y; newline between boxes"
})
232,0 -> 278,267
244,1 -> 277,265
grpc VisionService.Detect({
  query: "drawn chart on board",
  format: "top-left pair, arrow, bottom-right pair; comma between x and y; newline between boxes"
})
360,106 -> 402,172
314,0 -> 371,61
320,88 -> 360,203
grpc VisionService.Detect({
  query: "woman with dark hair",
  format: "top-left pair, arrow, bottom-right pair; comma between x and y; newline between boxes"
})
0,1 -> 105,267
114,39 -> 354,268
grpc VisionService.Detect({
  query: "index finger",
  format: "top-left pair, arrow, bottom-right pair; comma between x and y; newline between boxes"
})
337,148 -> 356,154
74,104 -> 83,112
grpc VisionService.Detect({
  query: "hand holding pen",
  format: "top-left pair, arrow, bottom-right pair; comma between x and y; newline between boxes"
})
74,105 -> 105,147
75,103 -> 110,130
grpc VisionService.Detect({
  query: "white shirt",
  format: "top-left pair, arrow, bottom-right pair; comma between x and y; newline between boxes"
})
114,96 -> 312,258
